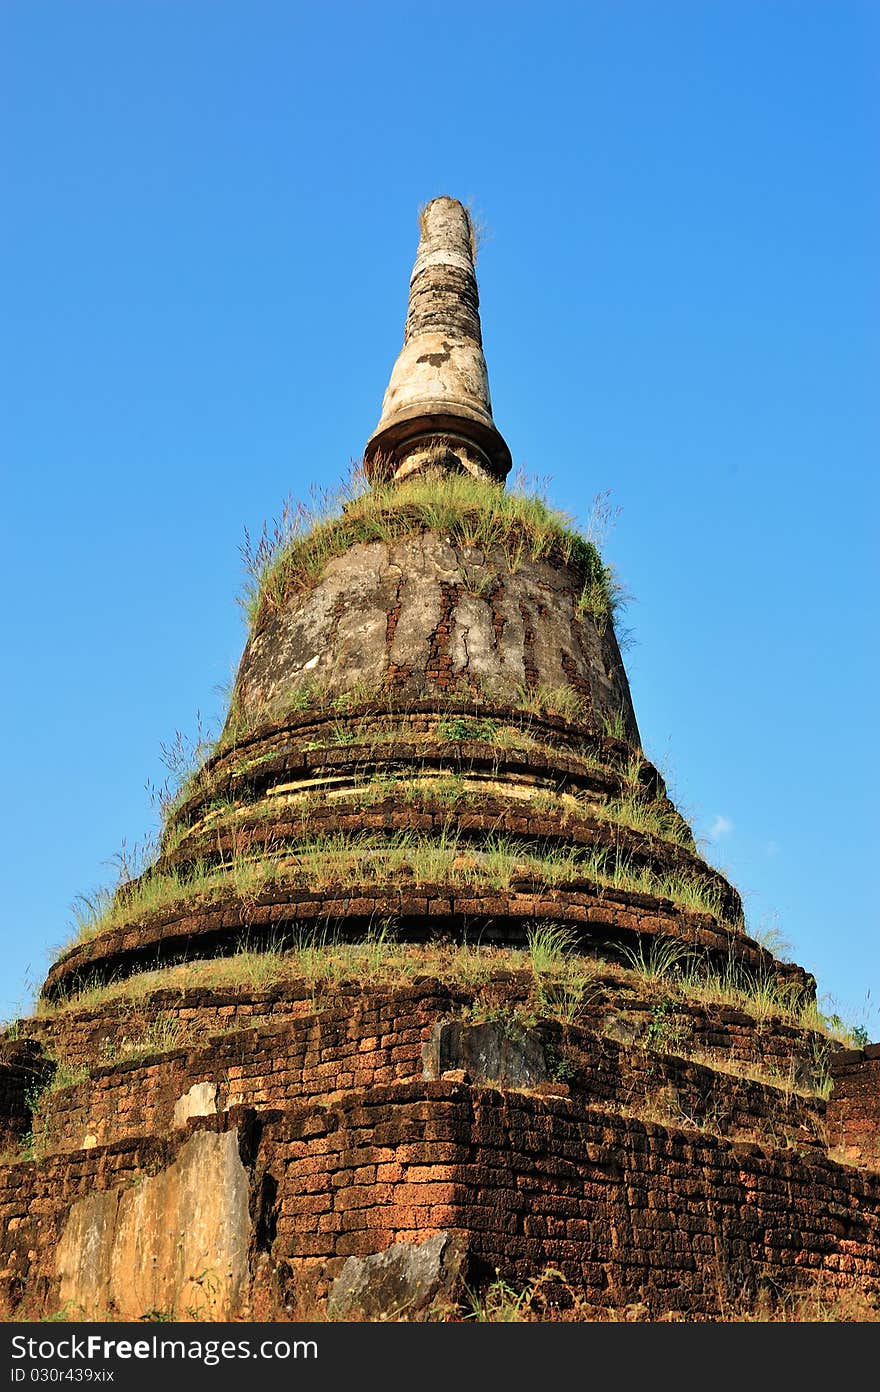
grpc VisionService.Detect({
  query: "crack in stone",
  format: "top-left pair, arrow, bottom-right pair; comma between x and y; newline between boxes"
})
385,573 -> 404,652
489,581 -> 506,655
426,582 -> 459,689
520,601 -> 539,690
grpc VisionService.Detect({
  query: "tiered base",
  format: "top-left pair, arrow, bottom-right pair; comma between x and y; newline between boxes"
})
2,967 -> 879,1321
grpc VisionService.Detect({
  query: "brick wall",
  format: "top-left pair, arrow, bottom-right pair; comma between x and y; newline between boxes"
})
827,1045 -> 880,1171
270,1081 -> 880,1316
34,989 -> 448,1154
3,1084 -> 879,1321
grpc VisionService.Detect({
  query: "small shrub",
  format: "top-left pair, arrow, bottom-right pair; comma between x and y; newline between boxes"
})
544,1044 -> 577,1082
644,999 -> 690,1054
330,720 -> 356,746
437,716 -> 499,742
466,1268 -> 569,1322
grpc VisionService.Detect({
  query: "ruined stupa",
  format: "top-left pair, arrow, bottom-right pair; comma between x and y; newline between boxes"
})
2,197 -> 879,1322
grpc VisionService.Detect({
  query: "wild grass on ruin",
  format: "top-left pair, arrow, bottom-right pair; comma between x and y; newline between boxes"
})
240,468 -> 621,630
35,921 -> 854,1079
337,1260 -> 880,1322
227,718 -> 614,778
527,924 -> 840,1061
60,828 -> 740,955
589,790 -> 695,849
35,934 -> 598,1030
615,934 -> 851,1047
461,1271 -> 880,1323
37,937 -> 537,1019
186,680 -> 639,811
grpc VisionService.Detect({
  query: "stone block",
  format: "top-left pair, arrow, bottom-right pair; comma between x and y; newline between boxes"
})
327,1230 -> 465,1320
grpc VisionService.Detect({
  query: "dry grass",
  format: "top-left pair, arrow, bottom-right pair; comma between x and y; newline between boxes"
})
95,1014 -> 194,1065
44,912 -> 845,1087
462,1271 -> 880,1322
60,829 -> 740,955
40,936 -> 535,1011
7,1275 -> 875,1323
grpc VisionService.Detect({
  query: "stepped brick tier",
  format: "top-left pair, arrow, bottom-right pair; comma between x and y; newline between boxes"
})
2,197 -> 878,1322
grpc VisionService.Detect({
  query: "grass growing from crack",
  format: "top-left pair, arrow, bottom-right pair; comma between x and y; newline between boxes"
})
96,1015 -> 193,1065
528,922 -> 578,975
619,936 -> 692,982
599,707 -> 628,740
527,923 -> 602,1021
511,684 -> 588,725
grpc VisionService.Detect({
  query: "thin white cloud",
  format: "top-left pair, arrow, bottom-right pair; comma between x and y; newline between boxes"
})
708,814 -> 733,841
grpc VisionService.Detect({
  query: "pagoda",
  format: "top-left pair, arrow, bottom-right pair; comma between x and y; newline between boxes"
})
1,198 -> 878,1322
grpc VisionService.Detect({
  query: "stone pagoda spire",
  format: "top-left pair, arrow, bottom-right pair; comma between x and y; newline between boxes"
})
363,196 -> 512,485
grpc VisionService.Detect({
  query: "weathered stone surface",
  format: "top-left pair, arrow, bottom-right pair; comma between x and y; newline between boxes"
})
233,534 -> 638,741
3,1075 -> 880,1321
17,978 -> 827,1163
55,1129 -> 250,1320
173,1081 -> 218,1127
423,1020 -> 550,1088
327,1231 -> 465,1319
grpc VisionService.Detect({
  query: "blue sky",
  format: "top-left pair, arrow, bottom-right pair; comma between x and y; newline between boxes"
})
1,2 -> 877,1032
